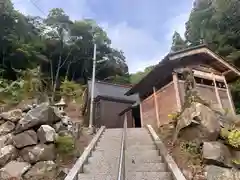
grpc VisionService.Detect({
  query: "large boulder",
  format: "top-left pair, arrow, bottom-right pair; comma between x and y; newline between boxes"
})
23,161 -> 57,180
20,144 -> 56,164
37,125 -> 56,143
203,141 -> 232,167
0,109 -> 22,123
0,145 -> 18,167
231,149 -> 240,160
0,134 -> 13,149
15,103 -> 61,133
12,130 -> 38,148
197,104 -> 221,139
173,102 -> 221,143
206,165 -> 240,180
0,161 -> 31,180
0,121 -> 15,136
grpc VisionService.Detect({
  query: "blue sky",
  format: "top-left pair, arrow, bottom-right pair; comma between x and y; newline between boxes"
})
12,0 -> 194,73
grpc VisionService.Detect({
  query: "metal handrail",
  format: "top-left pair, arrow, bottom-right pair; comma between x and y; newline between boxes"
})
64,126 -> 105,180
117,114 -> 127,180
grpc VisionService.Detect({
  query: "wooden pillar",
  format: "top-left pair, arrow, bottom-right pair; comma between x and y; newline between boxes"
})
172,72 -> 182,111
153,87 -> 160,127
212,73 -> 223,109
223,76 -> 236,115
139,101 -> 144,127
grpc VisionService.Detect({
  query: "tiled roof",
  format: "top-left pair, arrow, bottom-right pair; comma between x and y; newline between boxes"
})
87,80 -> 139,103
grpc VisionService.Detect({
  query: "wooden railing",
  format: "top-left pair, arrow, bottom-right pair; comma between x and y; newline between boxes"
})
64,126 -> 105,180
117,114 -> 127,180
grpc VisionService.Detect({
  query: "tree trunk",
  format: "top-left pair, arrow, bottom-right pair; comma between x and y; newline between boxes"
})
52,54 -> 62,102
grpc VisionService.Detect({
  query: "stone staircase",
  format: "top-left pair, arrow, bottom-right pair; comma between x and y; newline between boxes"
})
125,128 -> 172,180
78,128 -> 122,180
77,128 -> 172,180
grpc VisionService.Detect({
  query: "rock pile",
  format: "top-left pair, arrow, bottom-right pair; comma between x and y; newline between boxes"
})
0,102 -> 74,180
173,102 -> 240,180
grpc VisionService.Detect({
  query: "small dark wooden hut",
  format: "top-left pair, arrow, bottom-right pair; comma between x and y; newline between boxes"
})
83,80 -> 139,128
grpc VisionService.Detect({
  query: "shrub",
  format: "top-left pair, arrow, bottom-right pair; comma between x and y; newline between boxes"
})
60,80 -> 85,102
228,129 -> 240,148
56,135 -> 75,155
180,141 -> 201,155
232,159 -> 240,165
168,112 -> 181,126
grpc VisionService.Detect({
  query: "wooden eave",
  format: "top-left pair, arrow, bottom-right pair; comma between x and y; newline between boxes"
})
94,95 -> 136,104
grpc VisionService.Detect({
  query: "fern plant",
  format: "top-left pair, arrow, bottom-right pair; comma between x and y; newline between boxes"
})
228,129 -> 240,148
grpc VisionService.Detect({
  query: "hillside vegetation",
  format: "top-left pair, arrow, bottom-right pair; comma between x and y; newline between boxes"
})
0,0 -> 130,107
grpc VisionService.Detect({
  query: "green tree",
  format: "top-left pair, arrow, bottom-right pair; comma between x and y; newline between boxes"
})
0,4 -> 131,104
130,65 -> 155,84
185,0 -> 240,65
171,31 -> 187,52
185,0 -> 240,112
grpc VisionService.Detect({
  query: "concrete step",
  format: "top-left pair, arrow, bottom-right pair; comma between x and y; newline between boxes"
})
126,145 -> 156,150
95,145 -> 121,151
126,128 -> 148,132
126,172 -> 172,180
78,173 -> 115,180
97,142 -> 122,146
126,158 -> 163,164
126,138 -> 153,142
126,162 -> 167,172
105,128 -> 122,131
98,139 -> 122,143
125,153 -> 163,163
97,141 -> 121,146
126,149 -> 159,156
88,152 -> 120,163
126,142 -> 155,146
126,130 -> 150,134
83,162 -> 118,174
103,130 -> 122,134
101,133 -> 122,138
97,145 -> 121,149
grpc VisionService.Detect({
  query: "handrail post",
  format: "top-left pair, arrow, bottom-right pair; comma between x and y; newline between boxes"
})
117,113 -> 127,180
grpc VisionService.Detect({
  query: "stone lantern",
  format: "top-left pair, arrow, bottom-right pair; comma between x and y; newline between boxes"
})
54,98 -> 67,112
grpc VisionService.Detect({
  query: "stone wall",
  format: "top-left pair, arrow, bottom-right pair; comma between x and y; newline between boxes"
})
0,103 -> 75,180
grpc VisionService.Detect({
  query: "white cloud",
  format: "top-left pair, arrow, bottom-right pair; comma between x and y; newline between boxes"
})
101,10 -> 191,73
101,22 -> 167,73
165,13 -> 190,42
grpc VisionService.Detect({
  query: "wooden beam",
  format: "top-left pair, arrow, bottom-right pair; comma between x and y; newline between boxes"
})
172,73 -> 182,111
175,68 -> 225,81
223,76 -> 236,115
223,69 -> 232,76
193,69 -> 224,81
153,87 -> 160,127
140,102 -> 144,127
212,73 -> 223,110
